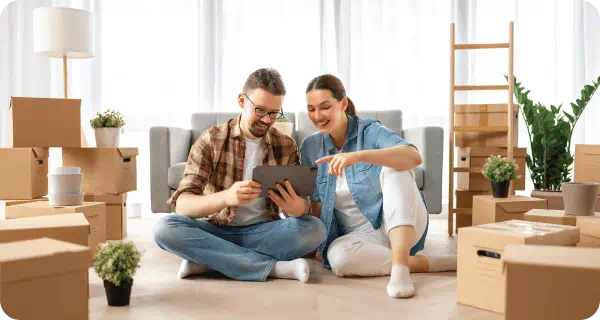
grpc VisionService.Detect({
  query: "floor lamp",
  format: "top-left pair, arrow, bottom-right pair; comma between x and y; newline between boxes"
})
33,7 -> 95,147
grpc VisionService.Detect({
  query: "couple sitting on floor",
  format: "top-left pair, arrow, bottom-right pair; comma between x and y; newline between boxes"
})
153,68 -> 456,298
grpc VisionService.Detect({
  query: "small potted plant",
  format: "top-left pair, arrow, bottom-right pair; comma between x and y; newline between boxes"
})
272,114 -> 293,136
94,241 -> 142,307
482,155 -> 520,198
90,109 -> 126,147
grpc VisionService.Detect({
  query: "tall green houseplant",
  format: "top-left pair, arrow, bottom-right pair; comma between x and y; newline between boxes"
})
508,75 -> 600,191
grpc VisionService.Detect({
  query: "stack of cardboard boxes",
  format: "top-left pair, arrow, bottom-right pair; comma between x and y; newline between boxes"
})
0,97 -> 138,319
454,104 -> 526,230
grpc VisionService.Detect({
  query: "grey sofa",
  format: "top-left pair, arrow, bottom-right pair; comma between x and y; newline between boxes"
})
150,111 -> 443,214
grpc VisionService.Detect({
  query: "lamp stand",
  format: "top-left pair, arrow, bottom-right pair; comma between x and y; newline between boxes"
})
62,54 -> 88,147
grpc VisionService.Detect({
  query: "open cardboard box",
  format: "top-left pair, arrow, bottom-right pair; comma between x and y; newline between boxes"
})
503,245 -> 600,320
0,238 -> 89,320
457,220 -> 579,314
8,97 -> 81,147
0,148 -> 48,200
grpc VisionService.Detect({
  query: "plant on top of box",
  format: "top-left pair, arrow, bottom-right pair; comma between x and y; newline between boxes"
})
90,109 -> 126,148
506,75 -> 600,192
482,155 -> 520,198
94,240 -> 142,307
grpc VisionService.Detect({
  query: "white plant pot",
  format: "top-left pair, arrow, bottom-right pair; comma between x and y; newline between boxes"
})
273,122 -> 293,137
48,193 -> 84,206
48,173 -> 84,194
52,166 -> 81,175
95,127 -> 122,148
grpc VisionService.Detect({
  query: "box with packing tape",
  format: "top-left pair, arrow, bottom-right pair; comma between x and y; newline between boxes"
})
63,148 -> 138,194
457,220 -> 579,314
0,238 -> 89,320
455,104 -> 519,148
5,201 -> 106,265
8,97 -> 81,148
0,148 -> 48,200
457,147 -> 526,191
0,213 -> 88,247
525,210 -> 600,247
84,193 -> 127,240
472,195 -> 547,226
503,245 -> 600,320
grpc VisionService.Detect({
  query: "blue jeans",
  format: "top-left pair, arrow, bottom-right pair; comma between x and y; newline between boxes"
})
153,214 -> 327,282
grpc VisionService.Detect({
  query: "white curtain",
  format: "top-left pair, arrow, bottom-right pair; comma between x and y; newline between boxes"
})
1,0 -> 599,215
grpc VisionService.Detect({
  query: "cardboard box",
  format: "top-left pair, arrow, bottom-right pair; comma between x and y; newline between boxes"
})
574,144 -> 600,189
524,209 -> 577,226
0,238 -> 89,320
8,97 -> 81,148
455,104 -> 519,148
0,148 -> 48,200
5,201 -> 106,264
503,245 -> 600,320
530,189 -> 600,211
457,220 -> 580,314
63,148 -> 138,194
457,147 -> 527,191
472,195 -> 547,226
576,213 -> 600,248
0,213 -> 89,247
84,193 -> 127,240
455,190 -> 492,229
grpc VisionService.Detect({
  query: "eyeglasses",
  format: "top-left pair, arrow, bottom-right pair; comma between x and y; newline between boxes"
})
244,93 -> 284,119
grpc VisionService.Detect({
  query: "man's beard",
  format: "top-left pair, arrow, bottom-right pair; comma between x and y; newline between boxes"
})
248,121 -> 270,137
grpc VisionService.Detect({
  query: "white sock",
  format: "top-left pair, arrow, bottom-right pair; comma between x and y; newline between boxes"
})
416,251 -> 457,272
178,260 -> 211,279
268,259 -> 310,283
387,265 -> 415,298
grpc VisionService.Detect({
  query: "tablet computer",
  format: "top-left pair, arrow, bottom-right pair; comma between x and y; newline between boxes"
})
252,165 -> 318,198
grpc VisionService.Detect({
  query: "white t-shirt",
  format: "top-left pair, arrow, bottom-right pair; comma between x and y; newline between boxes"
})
229,137 -> 270,226
334,171 -> 373,234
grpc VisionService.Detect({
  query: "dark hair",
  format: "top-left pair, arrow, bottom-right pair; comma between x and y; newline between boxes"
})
305,74 -> 356,116
243,68 -> 286,96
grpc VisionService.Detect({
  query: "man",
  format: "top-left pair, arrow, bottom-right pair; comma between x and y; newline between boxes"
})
153,68 -> 326,282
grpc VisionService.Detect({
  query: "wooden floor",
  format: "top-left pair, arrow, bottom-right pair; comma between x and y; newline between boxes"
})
89,211 -> 502,320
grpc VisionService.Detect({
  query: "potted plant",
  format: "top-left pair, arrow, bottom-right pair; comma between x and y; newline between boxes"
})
482,155 -> 520,198
94,241 -> 142,307
90,109 -> 126,147
272,113 -> 293,136
508,75 -> 600,207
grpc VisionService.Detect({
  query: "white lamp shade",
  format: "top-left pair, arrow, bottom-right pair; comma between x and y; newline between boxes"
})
33,7 -> 94,59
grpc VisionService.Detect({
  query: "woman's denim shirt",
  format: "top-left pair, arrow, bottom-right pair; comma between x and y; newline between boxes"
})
299,115 -> 417,269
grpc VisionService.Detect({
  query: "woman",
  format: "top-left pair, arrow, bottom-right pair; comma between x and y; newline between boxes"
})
298,74 -> 456,298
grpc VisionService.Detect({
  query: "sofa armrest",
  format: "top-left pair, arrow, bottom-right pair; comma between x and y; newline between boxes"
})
403,126 -> 444,214
150,126 -> 192,213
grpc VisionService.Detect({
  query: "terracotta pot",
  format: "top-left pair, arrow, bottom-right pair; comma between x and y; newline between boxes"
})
562,182 -> 600,216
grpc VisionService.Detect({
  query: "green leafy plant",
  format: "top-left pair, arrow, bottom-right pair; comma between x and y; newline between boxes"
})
276,113 -> 289,122
93,241 -> 142,287
90,109 -> 126,129
507,75 -> 600,191
482,155 -> 520,183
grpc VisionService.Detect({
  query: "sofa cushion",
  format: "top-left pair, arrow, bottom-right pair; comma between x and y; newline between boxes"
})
168,162 -> 187,190
414,166 -> 424,190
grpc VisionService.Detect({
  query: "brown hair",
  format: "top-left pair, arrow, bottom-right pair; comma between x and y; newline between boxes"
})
243,68 -> 286,96
305,74 -> 356,116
